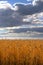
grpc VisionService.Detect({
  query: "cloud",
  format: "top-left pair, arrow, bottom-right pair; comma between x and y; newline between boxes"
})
0,1 -> 32,27
13,3 -> 34,15
13,1 -> 43,15
0,1 -> 13,9
32,0 -> 43,6
0,0 -> 43,34
0,0 -> 43,35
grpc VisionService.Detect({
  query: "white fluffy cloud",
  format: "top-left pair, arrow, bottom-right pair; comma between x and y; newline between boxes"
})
0,1 -> 13,9
13,5 -> 19,11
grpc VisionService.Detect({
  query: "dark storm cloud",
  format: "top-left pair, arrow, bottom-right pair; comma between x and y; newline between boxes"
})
0,0 -> 43,28
0,7 -> 30,27
14,1 -> 43,15
11,27 -> 43,33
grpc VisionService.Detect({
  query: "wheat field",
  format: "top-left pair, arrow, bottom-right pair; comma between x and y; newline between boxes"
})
0,40 -> 43,65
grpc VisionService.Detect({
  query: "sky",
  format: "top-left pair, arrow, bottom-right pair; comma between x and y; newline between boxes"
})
8,0 -> 31,4
0,0 -> 43,35
0,0 -> 32,4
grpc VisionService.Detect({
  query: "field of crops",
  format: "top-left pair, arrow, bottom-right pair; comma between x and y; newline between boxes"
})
0,40 -> 43,65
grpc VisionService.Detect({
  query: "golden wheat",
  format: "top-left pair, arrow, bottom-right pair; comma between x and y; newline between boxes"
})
0,40 -> 43,65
